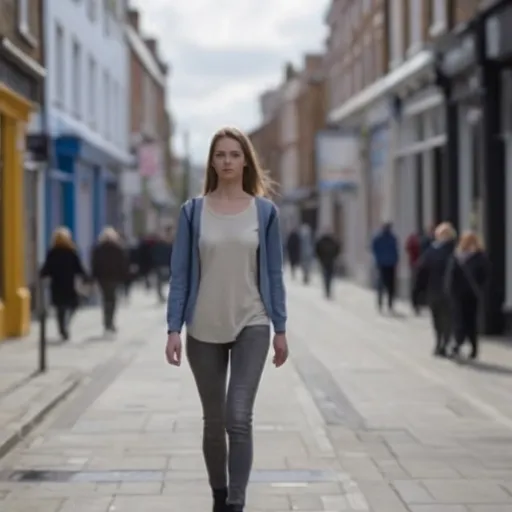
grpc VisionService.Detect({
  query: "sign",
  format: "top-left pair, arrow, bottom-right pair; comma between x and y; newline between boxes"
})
26,134 -> 49,161
137,142 -> 161,177
315,130 -> 360,191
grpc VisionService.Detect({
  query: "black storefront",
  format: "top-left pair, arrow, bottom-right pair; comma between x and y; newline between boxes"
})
435,3 -> 508,336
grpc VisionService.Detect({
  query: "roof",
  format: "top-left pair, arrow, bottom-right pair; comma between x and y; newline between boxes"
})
125,24 -> 166,88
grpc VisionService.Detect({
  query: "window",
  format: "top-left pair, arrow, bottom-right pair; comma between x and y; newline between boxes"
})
408,0 -> 422,55
18,0 -> 37,46
72,40 -> 82,118
388,0 -> 403,67
104,71 -> 110,138
54,24 -> 65,108
88,56 -> 96,127
88,0 -> 98,21
142,74 -> 155,135
103,0 -> 111,35
430,0 -> 447,35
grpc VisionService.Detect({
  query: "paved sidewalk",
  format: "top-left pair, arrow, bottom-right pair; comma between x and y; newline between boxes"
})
0,287 -> 166,459
0,277 -> 510,511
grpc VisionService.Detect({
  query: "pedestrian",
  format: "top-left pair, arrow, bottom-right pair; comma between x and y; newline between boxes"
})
91,226 -> 129,335
299,223 -> 314,284
152,229 -> 173,303
405,230 -> 421,313
165,126 -> 288,512
286,228 -> 300,279
315,228 -> 340,299
445,231 -> 489,359
371,222 -> 399,313
40,227 -> 88,341
413,222 -> 457,357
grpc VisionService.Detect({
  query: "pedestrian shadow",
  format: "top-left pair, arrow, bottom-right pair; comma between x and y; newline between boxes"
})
454,358 -> 512,376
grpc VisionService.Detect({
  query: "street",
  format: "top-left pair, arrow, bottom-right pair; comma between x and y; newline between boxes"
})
0,277 -> 511,511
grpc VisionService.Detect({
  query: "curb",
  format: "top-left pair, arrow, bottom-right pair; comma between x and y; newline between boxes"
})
0,375 -> 81,459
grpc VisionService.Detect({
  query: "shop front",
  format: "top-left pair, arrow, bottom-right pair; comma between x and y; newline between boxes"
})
0,44 -> 44,339
436,12 -> 505,335
47,135 -> 124,262
485,1 -> 512,333
389,87 -> 448,297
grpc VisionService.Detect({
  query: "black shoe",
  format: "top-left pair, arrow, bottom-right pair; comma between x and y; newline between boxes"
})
212,488 -> 227,512
225,505 -> 243,512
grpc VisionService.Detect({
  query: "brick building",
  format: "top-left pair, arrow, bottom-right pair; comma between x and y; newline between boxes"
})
0,0 -> 45,339
122,8 -> 174,238
250,59 -> 327,235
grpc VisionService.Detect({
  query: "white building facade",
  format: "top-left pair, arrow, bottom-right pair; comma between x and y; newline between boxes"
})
40,0 -> 132,263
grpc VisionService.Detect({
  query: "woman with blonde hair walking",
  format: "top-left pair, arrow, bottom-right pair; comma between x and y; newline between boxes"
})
91,226 -> 129,335
414,222 -> 457,356
445,231 -> 489,358
165,127 -> 288,512
40,227 -> 88,341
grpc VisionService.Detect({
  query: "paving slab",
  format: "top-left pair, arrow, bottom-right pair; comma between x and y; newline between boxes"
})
0,276 -> 510,510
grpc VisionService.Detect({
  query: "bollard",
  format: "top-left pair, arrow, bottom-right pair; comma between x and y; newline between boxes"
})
38,279 -> 47,373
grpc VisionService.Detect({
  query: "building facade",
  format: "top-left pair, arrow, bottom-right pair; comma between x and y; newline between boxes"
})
324,0 -> 389,284
434,0 -> 512,334
42,0 -> 132,264
123,8 -> 174,240
0,0 -> 45,339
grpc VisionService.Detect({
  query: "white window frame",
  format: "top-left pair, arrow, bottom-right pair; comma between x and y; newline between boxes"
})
430,0 -> 448,37
104,71 -> 110,139
389,0 -> 404,69
18,0 -> 37,47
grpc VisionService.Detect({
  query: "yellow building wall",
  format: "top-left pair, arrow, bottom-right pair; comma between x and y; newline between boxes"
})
0,84 -> 33,340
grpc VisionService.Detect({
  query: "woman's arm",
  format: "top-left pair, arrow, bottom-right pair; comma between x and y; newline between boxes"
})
266,205 -> 287,333
167,203 -> 192,333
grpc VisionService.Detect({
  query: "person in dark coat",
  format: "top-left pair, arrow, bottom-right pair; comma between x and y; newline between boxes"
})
91,227 -> 129,334
371,222 -> 399,313
152,228 -> 173,303
40,227 -> 88,341
286,229 -> 301,279
315,229 -> 340,299
414,222 -> 457,357
445,231 -> 489,359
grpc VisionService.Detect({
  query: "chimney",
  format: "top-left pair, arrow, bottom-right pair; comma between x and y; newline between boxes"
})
128,9 -> 139,30
145,38 -> 158,57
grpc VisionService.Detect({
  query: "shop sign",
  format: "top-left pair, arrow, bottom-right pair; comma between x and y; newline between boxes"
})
439,35 -> 476,78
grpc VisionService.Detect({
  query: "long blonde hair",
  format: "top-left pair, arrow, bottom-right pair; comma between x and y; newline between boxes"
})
434,222 -> 457,242
52,226 -> 75,249
203,127 -> 274,197
98,226 -> 120,244
457,230 -> 484,253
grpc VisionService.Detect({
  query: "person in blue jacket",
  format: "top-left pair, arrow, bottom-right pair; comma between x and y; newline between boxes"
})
371,222 -> 399,312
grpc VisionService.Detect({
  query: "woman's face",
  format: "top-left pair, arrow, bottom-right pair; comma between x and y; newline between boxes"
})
211,136 -> 246,185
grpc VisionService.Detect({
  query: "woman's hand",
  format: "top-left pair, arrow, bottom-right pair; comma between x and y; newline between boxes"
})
272,333 -> 288,367
166,332 -> 182,366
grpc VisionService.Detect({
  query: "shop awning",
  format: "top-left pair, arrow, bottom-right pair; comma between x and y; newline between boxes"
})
327,50 -> 434,125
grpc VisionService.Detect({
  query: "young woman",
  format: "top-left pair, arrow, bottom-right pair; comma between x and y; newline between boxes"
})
165,127 -> 288,512
445,231 -> 489,359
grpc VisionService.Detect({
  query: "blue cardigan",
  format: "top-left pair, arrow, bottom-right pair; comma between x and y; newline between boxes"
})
166,196 -> 287,334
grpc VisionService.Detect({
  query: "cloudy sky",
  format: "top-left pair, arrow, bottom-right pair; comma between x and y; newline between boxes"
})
130,0 -> 329,165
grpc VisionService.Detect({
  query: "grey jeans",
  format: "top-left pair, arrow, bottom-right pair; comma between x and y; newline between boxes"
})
186,325 -> 270,507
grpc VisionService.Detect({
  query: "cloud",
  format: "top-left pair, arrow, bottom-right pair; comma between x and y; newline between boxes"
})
129,0 -> 329,161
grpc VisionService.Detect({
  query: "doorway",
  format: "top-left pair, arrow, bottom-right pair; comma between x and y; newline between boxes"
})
433,145 -> 444,225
